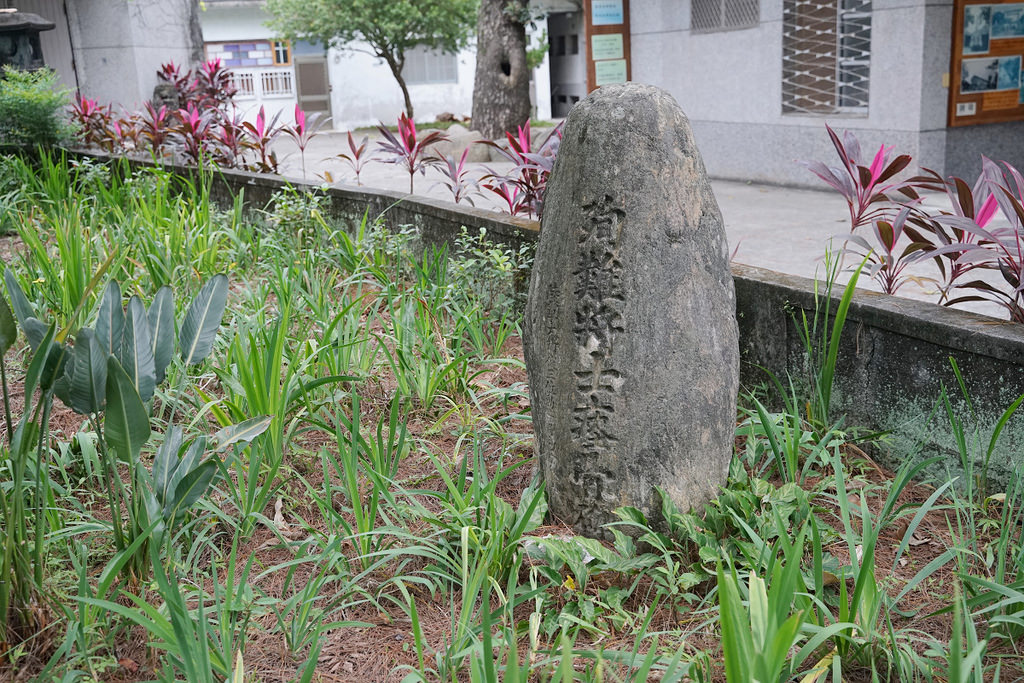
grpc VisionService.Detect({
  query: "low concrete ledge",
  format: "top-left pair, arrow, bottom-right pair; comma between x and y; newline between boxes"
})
733,263 -> 1024,367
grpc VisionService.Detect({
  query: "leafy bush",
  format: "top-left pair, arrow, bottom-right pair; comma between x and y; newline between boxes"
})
0,66 -> 73,147
807,124 -> 1024,321
481,120 -> 564,219
69,60 -> 317,173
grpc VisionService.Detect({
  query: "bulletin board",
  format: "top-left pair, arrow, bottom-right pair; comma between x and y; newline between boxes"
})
949,0 -> 1024,126
584,0 -> 631,92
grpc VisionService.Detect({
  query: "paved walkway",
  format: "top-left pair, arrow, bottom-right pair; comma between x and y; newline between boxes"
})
273,132 -> 1006,319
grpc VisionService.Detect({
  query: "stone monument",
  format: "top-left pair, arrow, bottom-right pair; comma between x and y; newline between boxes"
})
523,83 -> 739,538
0,10 -> 55,71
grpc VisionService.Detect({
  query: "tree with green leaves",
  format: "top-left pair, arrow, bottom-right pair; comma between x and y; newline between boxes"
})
265,0 -> 478,120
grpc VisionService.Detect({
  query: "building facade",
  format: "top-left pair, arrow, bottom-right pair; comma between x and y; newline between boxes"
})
200,0 -> 555,131
631,0 -> 958,185
3,0 -> 193,109
553,0 -> 1024,186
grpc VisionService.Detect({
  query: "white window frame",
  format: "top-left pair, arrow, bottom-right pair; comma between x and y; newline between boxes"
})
260,69 -> 294,98
231,72 -> 256,99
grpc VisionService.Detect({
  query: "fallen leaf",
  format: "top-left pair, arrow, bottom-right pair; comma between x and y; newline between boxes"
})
892,517 -> 911,539
274,498 -> 286,529
909,533 -> 929,547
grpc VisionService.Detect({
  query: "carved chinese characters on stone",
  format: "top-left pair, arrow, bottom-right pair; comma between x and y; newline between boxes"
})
569,197 -> 626,523
524,84 -> 739,538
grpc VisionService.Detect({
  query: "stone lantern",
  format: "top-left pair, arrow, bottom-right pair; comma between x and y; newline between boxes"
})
0,9 -> 56,71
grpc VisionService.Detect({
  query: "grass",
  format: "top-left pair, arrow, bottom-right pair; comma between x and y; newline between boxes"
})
0,152 -> 1021,682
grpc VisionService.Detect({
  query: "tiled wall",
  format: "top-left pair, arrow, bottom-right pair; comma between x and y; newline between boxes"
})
206,41 -> 277,67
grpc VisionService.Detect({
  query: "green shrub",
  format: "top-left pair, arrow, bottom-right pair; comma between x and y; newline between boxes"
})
0,65 -> 73,147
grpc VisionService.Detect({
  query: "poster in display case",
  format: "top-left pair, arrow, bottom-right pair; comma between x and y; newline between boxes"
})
950,0 -> 1024,125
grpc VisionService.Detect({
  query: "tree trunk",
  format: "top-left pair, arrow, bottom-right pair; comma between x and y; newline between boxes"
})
471,0 -> 531,140
188,0 -> 205,66
383,52 -> 415,119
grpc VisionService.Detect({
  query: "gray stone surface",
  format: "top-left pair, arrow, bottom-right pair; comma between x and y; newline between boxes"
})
523,84 -> 740,538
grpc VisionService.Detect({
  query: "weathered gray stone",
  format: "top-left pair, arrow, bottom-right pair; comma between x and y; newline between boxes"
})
152,83 -> 180,111
523,83 -> 739,538
465,144 -> 491,163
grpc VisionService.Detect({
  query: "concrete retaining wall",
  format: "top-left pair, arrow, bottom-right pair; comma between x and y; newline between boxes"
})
733,265 -> 1024,487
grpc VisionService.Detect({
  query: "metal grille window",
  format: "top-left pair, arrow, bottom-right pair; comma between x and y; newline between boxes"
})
782,0 -> 872,114
692,0 -> 760,33
403,45 -> 458,84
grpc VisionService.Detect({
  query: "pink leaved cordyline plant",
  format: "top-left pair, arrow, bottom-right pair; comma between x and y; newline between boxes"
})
480,120 -> 564,219
105,115 -> 143,154
808,125 -> 1024,322
138,102 -> 171,154
803,124 -> 914,231
923,158 -> 1024,320
376,113 -> 448,194
169,104 -> 216,166
191,58 -> 237,113
845,206 -> 933,295
432,147 -> 478,205
482,177 -> 525,215
332,131 -> 374,185
241,106 -> 282,174
283,104 -> 328,181
213,110 -> 252,168
69,95 -> 114,148
157,61 -> 191,98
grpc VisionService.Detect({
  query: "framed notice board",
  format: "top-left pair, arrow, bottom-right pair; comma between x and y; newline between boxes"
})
950,0 -> 1024,126
584,0 -> 631,92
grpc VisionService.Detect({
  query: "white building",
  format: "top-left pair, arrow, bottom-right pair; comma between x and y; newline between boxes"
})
200,0 -> 556,130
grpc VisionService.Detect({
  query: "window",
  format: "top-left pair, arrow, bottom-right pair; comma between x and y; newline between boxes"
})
273,40 -> 291,66
781,0 -> 872,114
403,45 -> 458,85
692,0 -> 760,33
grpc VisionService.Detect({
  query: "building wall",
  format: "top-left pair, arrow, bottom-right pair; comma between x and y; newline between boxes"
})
66,0 -> 193,108
199,4 -> 552,133
631,0 -> 956,186
548,11 -> 587,117
325,44 -> 476,131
